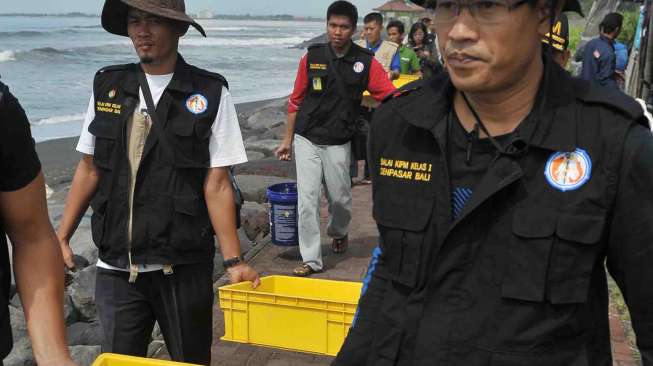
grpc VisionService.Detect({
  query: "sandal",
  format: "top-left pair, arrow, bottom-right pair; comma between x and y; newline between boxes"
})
332,235 -> 349,254
293,264 -> 319,277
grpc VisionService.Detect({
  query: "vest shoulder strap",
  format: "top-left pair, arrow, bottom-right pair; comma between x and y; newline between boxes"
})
96,63 -> 134,76
308,43 -> 326,51
577,80 -> 647,127
190,66 -> 229,90
382,79 -> 425,104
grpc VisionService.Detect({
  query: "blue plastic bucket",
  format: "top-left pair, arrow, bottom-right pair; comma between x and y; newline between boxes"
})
266,182 -> 299,246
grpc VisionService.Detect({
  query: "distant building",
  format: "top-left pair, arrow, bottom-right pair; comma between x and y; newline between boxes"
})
374,0 -> 427,29
197,10 -> 214,19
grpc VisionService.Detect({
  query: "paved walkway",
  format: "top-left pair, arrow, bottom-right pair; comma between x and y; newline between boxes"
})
208,183 -> 639,366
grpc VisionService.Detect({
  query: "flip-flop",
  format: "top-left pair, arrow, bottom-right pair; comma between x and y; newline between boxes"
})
293,264 -> 319,277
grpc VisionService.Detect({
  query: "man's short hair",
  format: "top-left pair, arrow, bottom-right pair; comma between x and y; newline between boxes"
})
600,12 -> 624,34
364,12 -> 383,26
327,1 -> 358,28
387,20 -> 405,34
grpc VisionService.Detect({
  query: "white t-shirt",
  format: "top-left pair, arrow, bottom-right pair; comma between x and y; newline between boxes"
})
76,73 -> 248,272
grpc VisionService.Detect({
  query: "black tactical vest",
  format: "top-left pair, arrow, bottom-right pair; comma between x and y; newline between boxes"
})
295,42 -> 373,145
88,56 -> 226,268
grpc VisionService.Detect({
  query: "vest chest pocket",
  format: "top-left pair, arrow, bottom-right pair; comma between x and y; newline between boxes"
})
374,189 -> 434,288
168,118 -> 211,168
170,195 -> 212,250
308,69 -> 328,94
502,208 -> 606,304
548,213 -> 606,304
88,117 -> 121,169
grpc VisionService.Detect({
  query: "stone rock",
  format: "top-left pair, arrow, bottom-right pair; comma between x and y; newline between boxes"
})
266,124 -> 288,140
69,265 -> 97,321
4,337 -> 35,366
69,345 -> 101,366
79,246 -> 98,267
147,340 -> 166,358
10,293 -> 21,309
246,107 -> 286,130
67,321 -> 103,346
233,158 -> 296,179
234,175 -> 294,204
69,224 -> 97,265
151,322 -> 163,341
73,255 -> 90,270
245,139 -> 283,157
294,32 -> 327,49
241,127 -> 267,141
9,306 -> 27,341
240,202 -> 270,241
64,291 -> 78,325
246,150 -> 266,162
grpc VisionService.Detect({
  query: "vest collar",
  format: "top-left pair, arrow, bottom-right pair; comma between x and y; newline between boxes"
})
327,42 -> 358,62
393,56 -> 579,153
119,54 -> 194,96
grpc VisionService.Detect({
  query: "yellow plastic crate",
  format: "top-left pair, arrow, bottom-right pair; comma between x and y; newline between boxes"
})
93,354 -> 198,366
219,275 -> 363,356
363,74 -> 421,96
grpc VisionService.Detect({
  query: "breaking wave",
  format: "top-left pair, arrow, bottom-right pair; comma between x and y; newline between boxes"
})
31,113 -> 86,126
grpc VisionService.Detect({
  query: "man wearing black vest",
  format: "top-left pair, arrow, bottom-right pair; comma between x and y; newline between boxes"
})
335,0 -> 653,364
275,1 -> 395,276
56,0 -> 259,363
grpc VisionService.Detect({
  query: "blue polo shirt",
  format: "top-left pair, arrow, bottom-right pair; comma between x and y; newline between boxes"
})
580,35 -> 617,89
366,40 -> 401,73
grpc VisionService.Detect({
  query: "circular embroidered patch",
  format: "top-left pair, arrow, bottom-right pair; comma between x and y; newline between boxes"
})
544,148 -> 592,192
353,61 -> 365,73
186,94 -> 208,115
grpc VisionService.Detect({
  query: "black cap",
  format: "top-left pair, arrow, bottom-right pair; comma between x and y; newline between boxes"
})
416,0 -> 583,16
542,13 -> 569,52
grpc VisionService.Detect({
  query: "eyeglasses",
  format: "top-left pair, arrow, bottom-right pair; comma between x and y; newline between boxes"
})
433,0 -> 529,25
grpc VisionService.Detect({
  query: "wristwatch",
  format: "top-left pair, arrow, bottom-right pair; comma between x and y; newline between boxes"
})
223,255 -> 245,269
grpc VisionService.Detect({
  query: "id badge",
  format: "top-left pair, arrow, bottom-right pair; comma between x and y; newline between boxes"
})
313,77 -> 323,91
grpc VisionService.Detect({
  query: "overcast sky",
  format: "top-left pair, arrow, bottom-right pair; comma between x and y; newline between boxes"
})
0,0 -> 384,17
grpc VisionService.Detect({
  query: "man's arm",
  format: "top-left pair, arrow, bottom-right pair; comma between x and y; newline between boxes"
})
56,155 -> 100,269
276,53 -> 308,161
0,173 -> 77,366
276,112 -> 297,161
204,167 -> 259,287
607,125 -> 653,365
367,58 -> 397,102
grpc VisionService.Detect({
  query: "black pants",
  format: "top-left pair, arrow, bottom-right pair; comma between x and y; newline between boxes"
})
95,262 -> 214,365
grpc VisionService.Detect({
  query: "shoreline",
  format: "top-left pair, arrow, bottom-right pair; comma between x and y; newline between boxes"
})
36,96 -> 286,189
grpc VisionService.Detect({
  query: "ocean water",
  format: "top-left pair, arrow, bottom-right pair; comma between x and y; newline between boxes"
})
0,16 -> 323,142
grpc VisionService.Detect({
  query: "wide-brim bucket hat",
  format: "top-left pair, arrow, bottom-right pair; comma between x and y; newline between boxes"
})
102,0 -> 207,38
415,0 -> 584,16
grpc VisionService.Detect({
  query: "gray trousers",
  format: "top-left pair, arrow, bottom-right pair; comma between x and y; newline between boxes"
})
294,134 -> 352,271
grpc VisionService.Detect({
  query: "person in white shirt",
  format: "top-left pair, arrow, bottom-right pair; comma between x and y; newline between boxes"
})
55,0 -> 258,363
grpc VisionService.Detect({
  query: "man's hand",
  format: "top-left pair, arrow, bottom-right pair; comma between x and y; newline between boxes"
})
227,263 -> 261,288
275,139 -> 293,161
57,236 -> 76,271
